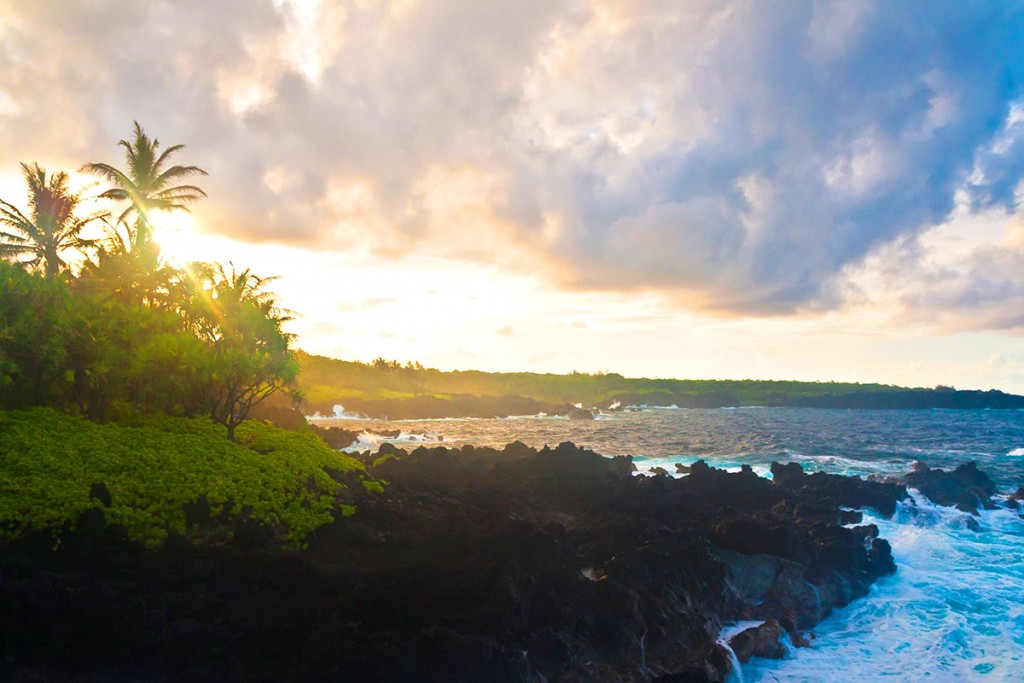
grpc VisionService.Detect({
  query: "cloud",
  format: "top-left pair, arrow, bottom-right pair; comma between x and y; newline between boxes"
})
841,205 -> 1024,334
899,239 -> 1024,333
1,0 -> 1024,320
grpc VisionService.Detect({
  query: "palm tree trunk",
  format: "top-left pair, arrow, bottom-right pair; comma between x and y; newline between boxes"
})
44,246 -> 59,278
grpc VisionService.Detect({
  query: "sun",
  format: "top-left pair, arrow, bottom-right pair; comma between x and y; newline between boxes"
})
151,211 -> 217,266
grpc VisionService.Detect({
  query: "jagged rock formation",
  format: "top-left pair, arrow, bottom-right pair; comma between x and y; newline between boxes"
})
1,443 -> 1003,681
905,461 -> 997,513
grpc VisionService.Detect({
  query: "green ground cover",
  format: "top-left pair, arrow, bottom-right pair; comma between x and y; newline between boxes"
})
0,408 -> 363,546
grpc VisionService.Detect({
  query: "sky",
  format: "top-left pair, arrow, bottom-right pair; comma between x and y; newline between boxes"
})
3,0 -> 1024,391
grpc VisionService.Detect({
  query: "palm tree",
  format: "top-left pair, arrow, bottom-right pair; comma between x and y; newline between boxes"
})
81,122 -> 207,250
0,163 -> 105,278
209,262 -> 284,313
180,261 -> 291,336
177,261 -> 296,441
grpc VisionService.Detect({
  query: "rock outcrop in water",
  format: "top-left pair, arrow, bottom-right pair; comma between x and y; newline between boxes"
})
308,424 -> 407,451
771,461 -> 907,516
905,461 -> 998,514
2,442 -> 911,682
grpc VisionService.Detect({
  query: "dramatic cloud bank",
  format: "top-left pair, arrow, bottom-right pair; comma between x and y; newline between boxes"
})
2,0 -> 1024,320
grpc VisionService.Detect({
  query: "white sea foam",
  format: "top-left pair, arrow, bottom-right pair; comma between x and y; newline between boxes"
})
720,621 -> 767,642
634,457 -> 772,478
717,637 -> 746,683
784,452 -> 910,478
388,416 -> 484,423
745,493 -> 1024,682
307,404 -> 368,421
340,430 -> 445,453
504,413 -> 569,420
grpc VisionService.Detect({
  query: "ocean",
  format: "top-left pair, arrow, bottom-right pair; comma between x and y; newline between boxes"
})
314,407 -> 1024,681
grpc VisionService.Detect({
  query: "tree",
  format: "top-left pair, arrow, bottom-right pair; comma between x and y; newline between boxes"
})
76,237 -> 175,309
78,122 -> 207,307
0,163 -> 105,278
81,121 -> 207,251
184,262 -> 298,441
0,262 -> 75,407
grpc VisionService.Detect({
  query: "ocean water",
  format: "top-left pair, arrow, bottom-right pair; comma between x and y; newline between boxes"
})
316,407 -> 1024,681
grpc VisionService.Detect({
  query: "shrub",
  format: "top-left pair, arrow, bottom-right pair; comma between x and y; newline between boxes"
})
0,408 -> 363,547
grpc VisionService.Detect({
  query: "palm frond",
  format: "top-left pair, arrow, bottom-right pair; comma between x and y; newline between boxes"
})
115,205 -> 137,229
153,143 -> 186,174
152,165 -> 208,190
97,188 -> 131,202
152,184 -> 208,200
0,198 -> 33,232
89,124 -> 207,236
0,242 -> 30,256
82,162 -> 138,189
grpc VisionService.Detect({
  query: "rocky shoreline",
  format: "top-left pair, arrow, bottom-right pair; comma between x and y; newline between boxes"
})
0,441 -> 1005,682
302,388 -> 1024,422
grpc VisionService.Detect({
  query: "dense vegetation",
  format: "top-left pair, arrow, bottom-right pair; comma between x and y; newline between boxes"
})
0,124 -> 361,546
299,352 -> 894,405
0,408 -> 361,546
0,123 -> 297,440
299,353 -> 1024,416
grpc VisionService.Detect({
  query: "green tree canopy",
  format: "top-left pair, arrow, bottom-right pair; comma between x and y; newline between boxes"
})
0,124 -> 299,440
183,262 -> 298,441
81,121 -> 207,251
0,163 -> 106,278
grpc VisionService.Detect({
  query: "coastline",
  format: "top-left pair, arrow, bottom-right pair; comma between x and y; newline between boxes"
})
7,434 -> 1005,682
299,391 -> 1024,423
296,354 -> 1024,421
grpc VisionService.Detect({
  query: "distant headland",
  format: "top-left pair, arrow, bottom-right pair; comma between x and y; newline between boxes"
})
296,352 -> 1024,420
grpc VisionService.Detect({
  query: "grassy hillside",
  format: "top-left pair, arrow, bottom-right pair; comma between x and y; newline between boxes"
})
298,352 -> 895,405
297,352 -> 1024,415
0,408 -> 365,547
298,353 -> 906,406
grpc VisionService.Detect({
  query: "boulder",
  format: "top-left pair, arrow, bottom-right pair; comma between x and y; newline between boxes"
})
770,461 -> 906,517
310,424 -> 361,449
905,461 -> 997,513
248,403 -> 308,431
728,620 -> 786,663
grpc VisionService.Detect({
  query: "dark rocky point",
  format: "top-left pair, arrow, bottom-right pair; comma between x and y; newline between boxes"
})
5,443 -> 969,682
905,461 -> 998,514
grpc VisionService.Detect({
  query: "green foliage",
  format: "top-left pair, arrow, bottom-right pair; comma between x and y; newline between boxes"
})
0,264 -> 76,406
0,126 -> 298,439
361,478 -> 385,494
0,408 -> 362,546
372,453 -> 398,467
0,162 -> 106,277
81,121 -> 207,249
179,262 -> 298,440
0,126 -> 352,551
297,351 -> 905,407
